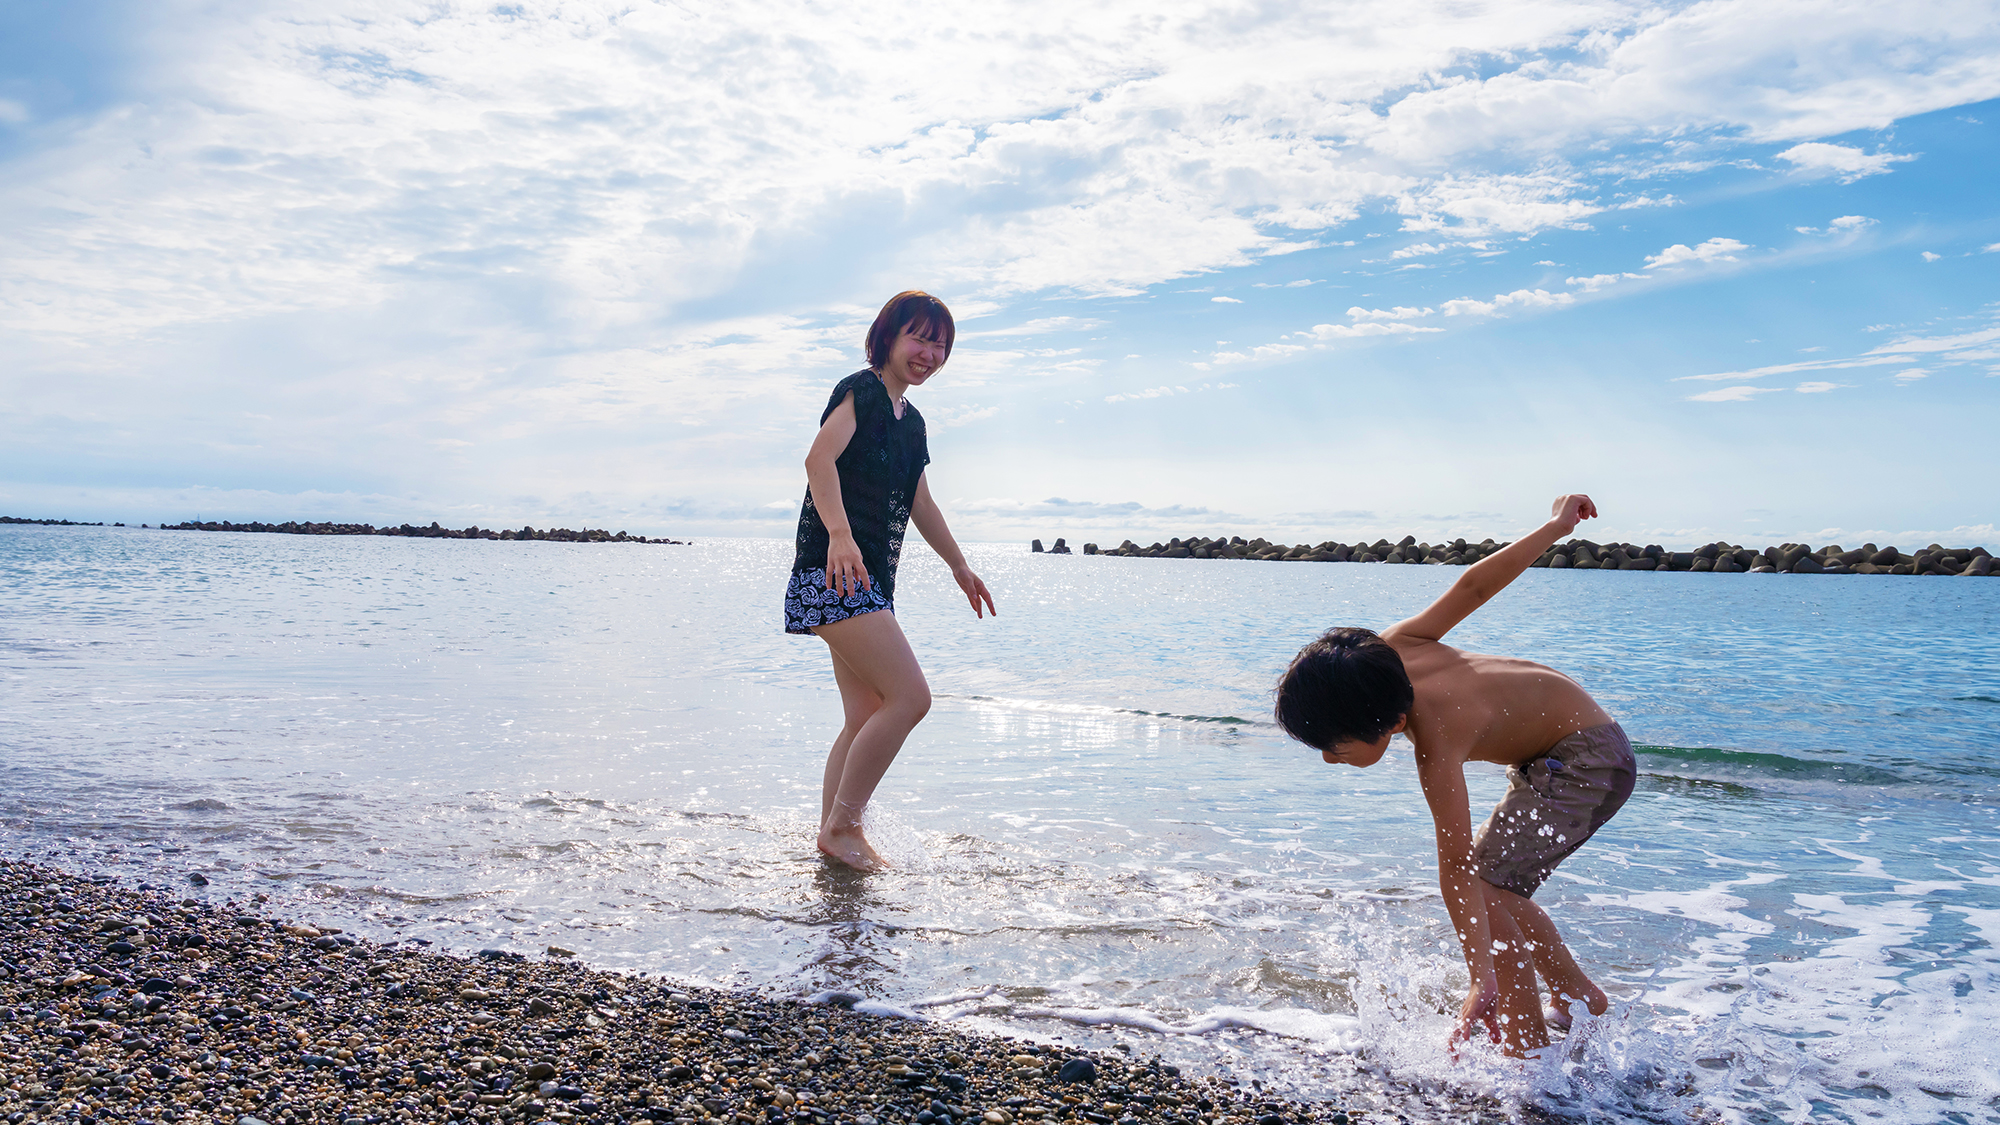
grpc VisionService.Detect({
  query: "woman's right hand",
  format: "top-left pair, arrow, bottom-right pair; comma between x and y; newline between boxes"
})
824,532 -> 871,597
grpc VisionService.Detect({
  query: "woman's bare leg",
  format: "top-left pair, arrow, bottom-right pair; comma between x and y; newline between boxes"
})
813,610 -> 930,871
822,648 -> 883,828
1488,884 -> 1608,1030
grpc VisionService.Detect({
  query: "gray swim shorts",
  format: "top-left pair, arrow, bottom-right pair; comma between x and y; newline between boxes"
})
1472,722 -> 1636,899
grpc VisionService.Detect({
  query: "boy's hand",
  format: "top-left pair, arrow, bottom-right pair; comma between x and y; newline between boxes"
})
1549,493 -> 1597,536
1450,979 -> 1502,1053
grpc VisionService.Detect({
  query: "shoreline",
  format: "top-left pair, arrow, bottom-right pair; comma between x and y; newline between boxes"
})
0,859 -> 1380,1125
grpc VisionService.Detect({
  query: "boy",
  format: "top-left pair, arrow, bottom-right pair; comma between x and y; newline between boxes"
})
1274,494 -> 1633,1056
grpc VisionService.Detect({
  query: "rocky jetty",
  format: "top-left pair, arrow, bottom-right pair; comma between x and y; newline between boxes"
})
161,521 -> 683,545
0,859 -> 1363,1125
2,517 -> 119,527
1057,535 -> 1995,576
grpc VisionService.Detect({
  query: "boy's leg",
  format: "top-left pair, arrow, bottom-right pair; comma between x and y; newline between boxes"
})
1487,884 -> 1608,1027
1481,885 -> 1550,1055
813,610 -> 931,871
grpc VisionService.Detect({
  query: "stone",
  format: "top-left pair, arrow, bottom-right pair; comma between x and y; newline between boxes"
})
1965,555 -> 1994,576
1548,552 -> 1570,569
1050,538 -> 1071,555
1082,543 -> 1098,555
1030,540 -> 1043,553
1792,555 -> 1824,574
1056,1058 -> 1097,1083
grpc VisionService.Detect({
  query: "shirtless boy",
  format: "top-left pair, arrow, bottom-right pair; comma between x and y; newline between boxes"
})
1273,493 -> 1633,1056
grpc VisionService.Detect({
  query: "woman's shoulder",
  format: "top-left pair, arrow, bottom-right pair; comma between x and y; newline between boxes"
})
822,369 -> 885,422
835,369 -> 883,396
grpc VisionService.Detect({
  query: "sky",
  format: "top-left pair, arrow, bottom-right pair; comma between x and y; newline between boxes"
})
3,0 -> 1998,550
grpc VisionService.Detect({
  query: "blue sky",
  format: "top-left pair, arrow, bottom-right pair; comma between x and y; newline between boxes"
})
3,0 -> 1997,549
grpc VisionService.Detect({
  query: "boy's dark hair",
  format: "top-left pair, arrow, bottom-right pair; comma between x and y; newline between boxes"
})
1274,627 -> 1414,750
865,290 -> 955,369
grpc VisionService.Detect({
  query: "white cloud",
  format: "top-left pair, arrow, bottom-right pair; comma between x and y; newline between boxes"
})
1440,288 -> 1575,317
1347,306 -> 1434,321
1794,381 -> 1842,393
1252,280 -> 1319,288
1867,324 -> 2000,355
1776,142 -> 1918,182
957,317 -> 1106,339
8,0 -> 2000,532
1565,272 -> 1641,292
931,404 -> 1000,427
1985,243 -> 2000,253
1677,354 -> 1912,382
1295,322 -> 1443,340
1795,215 -> 1877,235
1211,296 -> 1242,304
0,99 -> 29,126
1893,368 -> 1929,383
1645,238 -> 1750,269
1689,385 -> 1783,402
1922,251 -> 1943,262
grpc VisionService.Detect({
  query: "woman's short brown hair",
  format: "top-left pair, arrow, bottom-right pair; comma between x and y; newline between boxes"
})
865,291 -> 955,369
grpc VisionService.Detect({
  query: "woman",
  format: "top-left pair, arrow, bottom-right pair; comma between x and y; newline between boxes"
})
783,290 -> 996,871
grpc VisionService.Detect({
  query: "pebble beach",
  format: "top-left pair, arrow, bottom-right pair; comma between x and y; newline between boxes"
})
0,860 -> 1383,1125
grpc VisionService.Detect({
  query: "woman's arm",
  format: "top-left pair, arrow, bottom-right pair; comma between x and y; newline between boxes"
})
909,471 -> 996,618
1386,493 -> 1596,644
803,392 -> 868,596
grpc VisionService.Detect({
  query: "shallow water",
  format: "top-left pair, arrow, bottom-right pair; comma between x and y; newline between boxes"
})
2,525 -> 1997,1123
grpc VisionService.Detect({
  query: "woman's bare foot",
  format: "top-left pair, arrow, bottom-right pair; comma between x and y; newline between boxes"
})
1547,983 -> 1609,1031
818,824 -> 889,872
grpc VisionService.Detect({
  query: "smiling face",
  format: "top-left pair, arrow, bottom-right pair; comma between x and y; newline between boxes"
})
879,323 -> 948,387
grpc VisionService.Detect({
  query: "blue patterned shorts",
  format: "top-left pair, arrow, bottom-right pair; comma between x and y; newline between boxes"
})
784,566 -> 893,635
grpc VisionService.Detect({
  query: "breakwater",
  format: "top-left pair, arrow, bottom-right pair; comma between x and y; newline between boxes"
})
162,520 -> 684,544
1056,535 -> 1997,576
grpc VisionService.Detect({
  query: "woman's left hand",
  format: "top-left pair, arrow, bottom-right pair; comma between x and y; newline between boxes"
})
953,566 -> 996,619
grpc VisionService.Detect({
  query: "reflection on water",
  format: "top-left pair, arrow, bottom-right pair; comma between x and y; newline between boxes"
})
3,526 -> 1998,1123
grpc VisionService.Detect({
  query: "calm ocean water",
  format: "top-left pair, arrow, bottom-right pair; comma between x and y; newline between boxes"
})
3,525 -> 1997,1123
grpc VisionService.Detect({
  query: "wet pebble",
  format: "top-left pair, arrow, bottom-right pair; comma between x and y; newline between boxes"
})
0,856 -> 1363,1125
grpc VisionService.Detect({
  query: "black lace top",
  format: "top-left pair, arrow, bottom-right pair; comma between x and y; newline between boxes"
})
791,370 -> 931,603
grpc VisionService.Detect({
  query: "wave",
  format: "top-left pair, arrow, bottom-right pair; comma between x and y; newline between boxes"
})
942,693 -> 1268,729
1633,744 -> 1909,786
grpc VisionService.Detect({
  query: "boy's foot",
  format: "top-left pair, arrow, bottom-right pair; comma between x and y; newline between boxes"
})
1547,984 -> 1610,1031
817,824 -> 889,872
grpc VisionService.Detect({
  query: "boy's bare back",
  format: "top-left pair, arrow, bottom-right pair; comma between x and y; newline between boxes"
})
1383,642 -> 1613,769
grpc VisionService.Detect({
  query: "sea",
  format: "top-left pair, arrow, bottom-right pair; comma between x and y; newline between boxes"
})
3,524 -> 1996,1124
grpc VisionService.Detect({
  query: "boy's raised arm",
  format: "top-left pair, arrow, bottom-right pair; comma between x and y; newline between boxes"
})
1386,494 -> 1597,644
